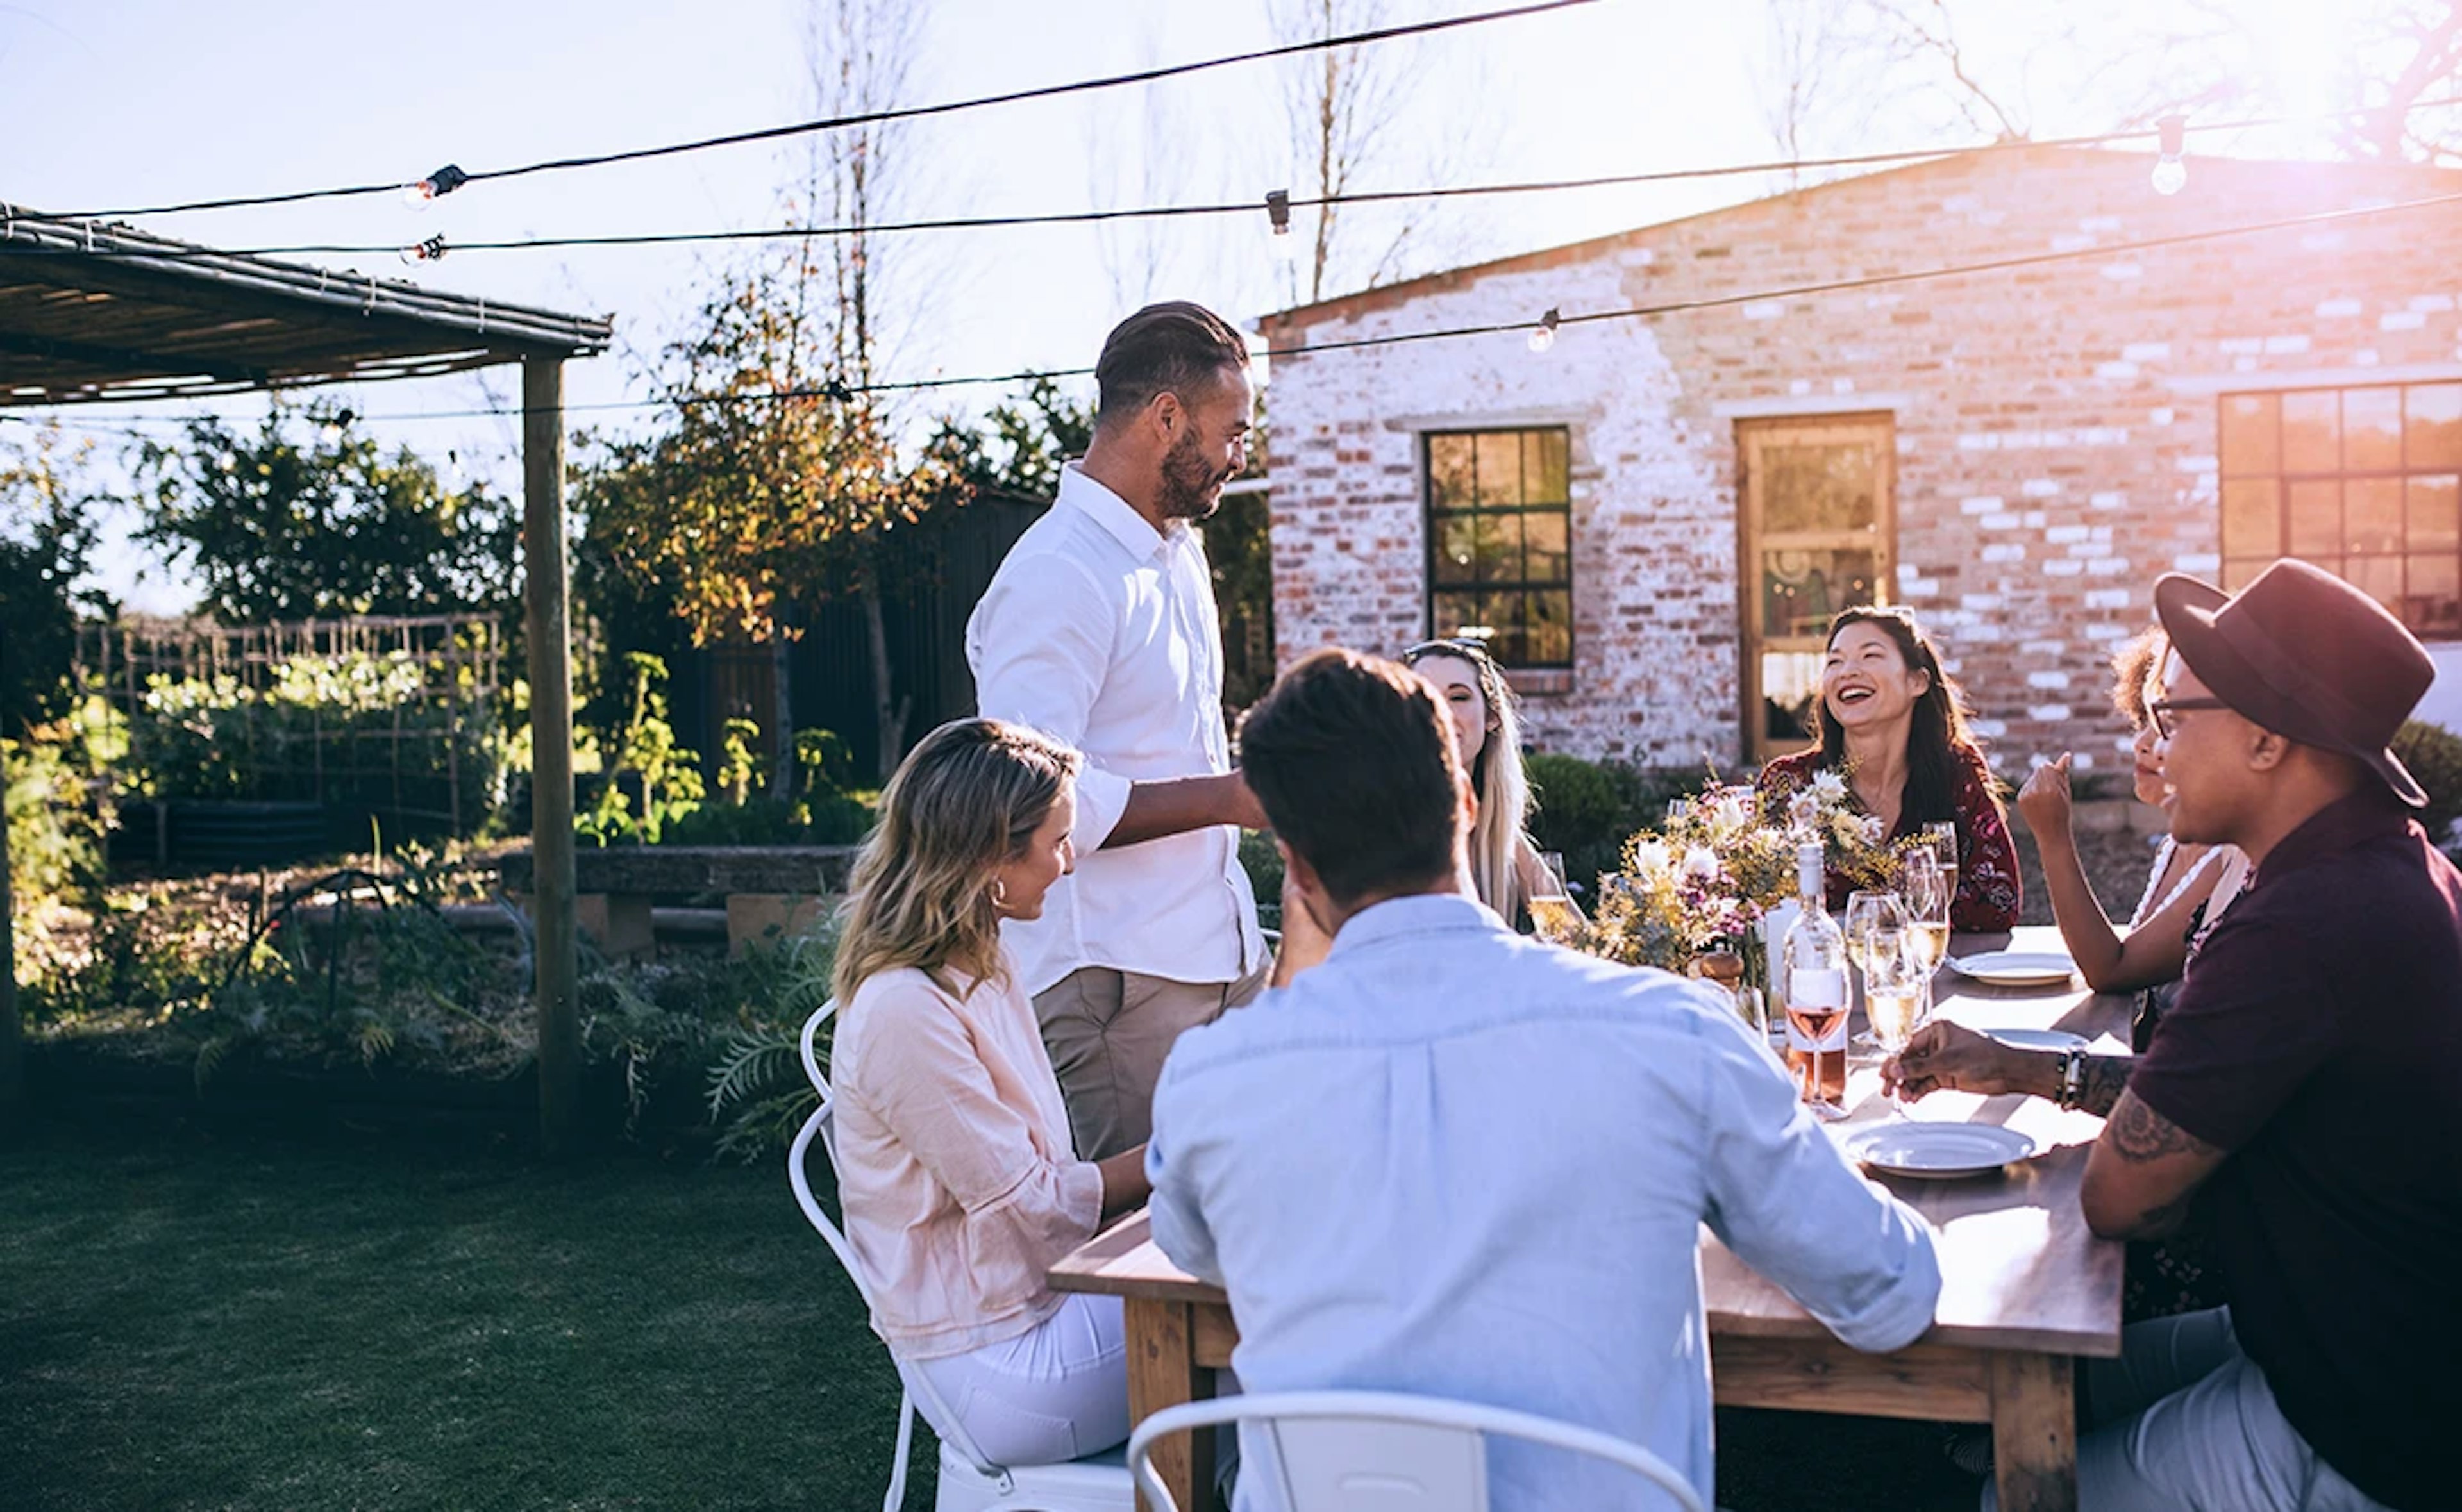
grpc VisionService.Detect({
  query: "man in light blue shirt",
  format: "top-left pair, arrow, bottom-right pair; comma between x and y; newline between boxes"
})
1146,647 -> 1941,1510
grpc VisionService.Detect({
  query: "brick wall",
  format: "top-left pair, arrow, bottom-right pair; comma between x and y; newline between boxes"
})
1262,146 -> 2462,776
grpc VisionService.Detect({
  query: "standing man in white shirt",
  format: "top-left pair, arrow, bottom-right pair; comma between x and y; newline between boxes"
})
966,302 -> 1271,1163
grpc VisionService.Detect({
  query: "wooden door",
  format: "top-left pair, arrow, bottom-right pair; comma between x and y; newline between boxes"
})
1737,417 -> 1897,763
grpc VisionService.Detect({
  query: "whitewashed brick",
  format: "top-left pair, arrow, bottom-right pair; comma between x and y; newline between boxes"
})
2177,455 -> 2220,474
1969,719 -> 2009,739
1832,378 -> 1855,394
2027,670 -> 2073,690
2045,525 -> 2091,544
1900,576 -> 1941,598
2022,479 -> 2061,498
2072,752 -> 2097,772
2097,360 -> 2140,379
2381,310 -> 2427,331
2021,640 -> 2068,658
2085,588 -> 2134,610
2355,350 -> 2381,367
2219,337 -> 2263,355
2043,559 -> 2087,576
2301,231 -> 2348,251
2409,294 -> 2454,312
1981,512 -> 2023,530
1958,433 -> 2000,451
1981,543 -> 2027,563
2148,408 -> 2175,426
2173,552 -> 2222,573
2083,623 -> 2131,642
2052,233 -> 2097,253
2087,556 -> 2131,576
1743,300 -> 1786,320
1960,495 -> 2006,515
2316,297 -> 2364,317
2022,510 -> 2048,529
2029,704 -> 2074,722
2263,334 -> 2312,354
2100,263 -> 2142,281
2234,355 -> 2260,372
1788,378 -> 1813,395
2091,490 -> 2127,510
1961,594 -> 2005,612
2123,342 -> 2171,362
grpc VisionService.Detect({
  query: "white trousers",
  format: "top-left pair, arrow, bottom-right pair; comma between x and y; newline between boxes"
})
907,1292 -> 1129,1468
1984,1307 -> 2392,1511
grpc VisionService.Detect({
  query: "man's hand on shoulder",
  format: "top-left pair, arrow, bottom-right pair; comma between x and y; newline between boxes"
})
1107,771 -> 1268,849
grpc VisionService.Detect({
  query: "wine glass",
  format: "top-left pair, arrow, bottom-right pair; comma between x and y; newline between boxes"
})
1843,889 -> 1907,1051
1862,926 -> 1926,1109
1902,850 -> 1952,1023
1921,820 -> 1960,902
1528,851 -> 1581,943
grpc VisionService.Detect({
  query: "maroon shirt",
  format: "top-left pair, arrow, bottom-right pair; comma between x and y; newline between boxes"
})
2129,788 -> 2462,1509
1756,743 -> 2021,931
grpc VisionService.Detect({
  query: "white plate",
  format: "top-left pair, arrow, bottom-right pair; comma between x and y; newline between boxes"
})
1947,950 -> 2078,987
1982,1028 -> 2089,1052
1845,1122 -> 2038,1179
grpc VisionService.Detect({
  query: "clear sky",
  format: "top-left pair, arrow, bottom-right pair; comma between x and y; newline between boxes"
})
0,0 -> 2355,610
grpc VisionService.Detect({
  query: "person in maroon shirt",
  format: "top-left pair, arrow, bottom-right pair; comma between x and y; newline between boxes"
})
1757,606 -> 2021,929
1888,559 -> 2461,1510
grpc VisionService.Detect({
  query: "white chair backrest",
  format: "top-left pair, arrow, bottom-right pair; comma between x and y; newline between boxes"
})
784,999 -> 1002,1481
1126,1390 -> 1705,1512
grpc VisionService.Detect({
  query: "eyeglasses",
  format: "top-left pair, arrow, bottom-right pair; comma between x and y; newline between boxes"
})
2147,697 -> 2230,740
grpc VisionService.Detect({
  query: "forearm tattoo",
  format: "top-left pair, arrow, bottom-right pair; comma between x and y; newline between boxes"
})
2076,1054 -> 2133,1118
2105,1091 -> 2223,1163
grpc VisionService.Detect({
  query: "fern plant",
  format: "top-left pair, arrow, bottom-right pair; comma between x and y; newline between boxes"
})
704,912 -> 839,1160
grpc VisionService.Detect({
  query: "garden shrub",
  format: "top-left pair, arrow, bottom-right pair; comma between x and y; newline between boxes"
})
1526,754 -> 1717,899
2393,719 -> 2462,845
6,693 -> 126,913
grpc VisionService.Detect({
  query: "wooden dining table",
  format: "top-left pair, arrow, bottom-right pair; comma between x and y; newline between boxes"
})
1047,926 -> 2132,1512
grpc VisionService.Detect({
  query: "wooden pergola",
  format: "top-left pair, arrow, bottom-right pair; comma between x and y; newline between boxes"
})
0,202 -> 612,1153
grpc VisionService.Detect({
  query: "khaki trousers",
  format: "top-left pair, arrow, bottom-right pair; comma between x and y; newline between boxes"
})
1033,956 -> 1269,1162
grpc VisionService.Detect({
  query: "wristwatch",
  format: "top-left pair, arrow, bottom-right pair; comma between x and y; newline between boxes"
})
2055,1047 -> 2088,1111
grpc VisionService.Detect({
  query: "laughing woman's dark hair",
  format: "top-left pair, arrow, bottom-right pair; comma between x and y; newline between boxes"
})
1811,606 -> 1996,830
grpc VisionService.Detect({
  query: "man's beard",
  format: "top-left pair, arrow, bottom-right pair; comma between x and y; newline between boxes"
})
1157,428 -> 1229,522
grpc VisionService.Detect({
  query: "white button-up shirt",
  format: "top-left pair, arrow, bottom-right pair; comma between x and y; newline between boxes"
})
1147,894 -> 1941,1512
966,463 -> 1262,996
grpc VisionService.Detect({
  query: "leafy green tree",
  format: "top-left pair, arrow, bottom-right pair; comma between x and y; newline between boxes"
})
0,424 -> 113,736
927,377 -> 1096,499
133,401 -> 516,624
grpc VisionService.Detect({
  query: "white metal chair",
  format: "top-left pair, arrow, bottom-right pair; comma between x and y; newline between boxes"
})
787,999 -> 1133,1512
1126,1390 -> 1706,1512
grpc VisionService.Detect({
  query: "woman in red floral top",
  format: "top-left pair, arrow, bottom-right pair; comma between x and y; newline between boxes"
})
1756,606 -> 2021,930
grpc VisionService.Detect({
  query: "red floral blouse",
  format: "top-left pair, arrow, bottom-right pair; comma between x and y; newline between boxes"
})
1756,744 -> 2022,931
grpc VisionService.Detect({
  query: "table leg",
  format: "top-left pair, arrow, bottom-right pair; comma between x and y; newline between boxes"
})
1989,1352 -> 2077,1512
1126,1297 -> 1217,1512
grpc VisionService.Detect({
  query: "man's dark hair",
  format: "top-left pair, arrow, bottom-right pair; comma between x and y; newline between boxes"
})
1094,301 -> 1248,431
1238,647 -> 1462,905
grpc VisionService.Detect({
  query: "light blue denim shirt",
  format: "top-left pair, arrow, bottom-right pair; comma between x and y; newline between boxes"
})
1147,892 -> 1941,1511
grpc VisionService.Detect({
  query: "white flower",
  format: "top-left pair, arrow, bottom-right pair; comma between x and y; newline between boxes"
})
1681,845 -> 1721,882
1629,839 -> 1673,879
1861,815 -> 1888,845
1709,791 -> 1754,837
1811,769 -> 1848,801
1788,790 -> 1820,829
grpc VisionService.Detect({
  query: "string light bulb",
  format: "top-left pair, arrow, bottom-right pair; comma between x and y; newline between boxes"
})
1265,189 -> 1296,264
398,235 -> 448,265
401,163 -> 470,211
319,408 -> 356,445
1527,307 -> 1562,354
2151,115 -> 2188,196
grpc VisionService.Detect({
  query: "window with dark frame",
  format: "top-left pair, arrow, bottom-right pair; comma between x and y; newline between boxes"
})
2219,381 -> 2462,636
1424,428 -> 1573,668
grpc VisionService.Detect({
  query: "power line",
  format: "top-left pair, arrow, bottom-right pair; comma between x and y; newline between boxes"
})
24,94 -> 2462,265
61,0 -> 1601,222
43,180 -> 2462,431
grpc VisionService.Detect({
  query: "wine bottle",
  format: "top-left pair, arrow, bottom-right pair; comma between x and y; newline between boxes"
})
1780,839 -> 1850,1117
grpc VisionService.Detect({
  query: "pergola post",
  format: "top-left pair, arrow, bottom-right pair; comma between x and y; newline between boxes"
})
523,356 -> 582,1156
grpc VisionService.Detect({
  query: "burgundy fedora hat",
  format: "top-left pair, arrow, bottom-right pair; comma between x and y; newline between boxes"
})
2153,558 -> 2434,807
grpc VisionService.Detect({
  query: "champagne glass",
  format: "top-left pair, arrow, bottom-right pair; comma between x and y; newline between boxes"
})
1902,851 -> 1952,1022
1863,926 -> 1926,1110
1528,851 -> 1581,943
1921,820 -> 1960,904
1843,890 -> 1907,1049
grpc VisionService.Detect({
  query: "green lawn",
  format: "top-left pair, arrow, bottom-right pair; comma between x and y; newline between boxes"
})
0,1120 -> 1982,1511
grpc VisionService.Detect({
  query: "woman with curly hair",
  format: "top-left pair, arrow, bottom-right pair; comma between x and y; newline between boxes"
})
1756,606 -> 2021,929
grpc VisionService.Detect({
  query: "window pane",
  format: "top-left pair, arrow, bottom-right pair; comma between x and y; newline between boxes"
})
2286,480 -> 2341,557
1474,512 -> 1525,585
1527,590 -> 1573,665
2349,478 -> 2404,554
1485,592 -> 1530,667
2222,479 -> 2281,556
1523,510 -> 1570,585
1760,442 -> 1877,534
2408,384 -> 2462,470
1761,547 -> 1876,638
1428,435 -> 1474,511
2349,555 -> 2404,614
1532,429 -> 1571,503
1432,592 -> 1484,642
2345,388 -> 2404,472
2282,391 -> 2339,474
2222,393 -> 2281,476
1475,432 -> 1523,506
2408,474 -> 2460,553
1763,651 -> 1823,744
2223,558 -> 2273,590
2408,554 -> 2461,636
1433,513 -> 1478,584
